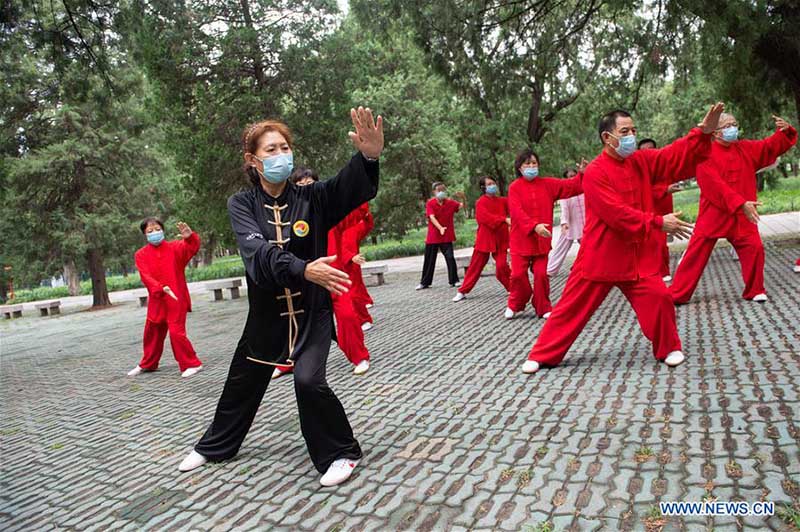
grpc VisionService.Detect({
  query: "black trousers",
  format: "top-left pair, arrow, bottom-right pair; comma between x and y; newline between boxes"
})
195,312 -> 362,473
420,242 -> 459,287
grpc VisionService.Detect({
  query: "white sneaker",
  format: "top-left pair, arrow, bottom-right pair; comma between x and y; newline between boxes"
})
662,275 -> 672,282
542,312 -> 551,319
353,360 -> 370,375
181,365 -> 203,378
664,351 -> 685,367
504,307 -> 516,320
127,365 -> 143,377
320,458 -> 359,487
522,360 -> 540,374
361,322 -> 373,332
794,264 -> 800,273
452,281 -> 462,288
752,293 -> 768,302
452,292 -> 465,302
366,303 -> 374,308
415,284 -> 429,291
178,450 -> 207,472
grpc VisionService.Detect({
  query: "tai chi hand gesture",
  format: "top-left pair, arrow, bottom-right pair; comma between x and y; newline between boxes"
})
741,201 -> 763,224
305,255 -> 352,296
353,254 -> 366,265
661,211 -> 694,240
349,106 -> 384,160
772,115 -> 791,131
667,183 -> 682,194
439,226 -> 447,236
176,222 -> 193,239
534,223 -> 552,238
163,286 -> 179,301
577,158 -> 589,172
699,102 -> 725,134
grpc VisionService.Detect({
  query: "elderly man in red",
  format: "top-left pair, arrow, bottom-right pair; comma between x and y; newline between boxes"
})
452,176 -> 511,302
416,183 -> 466,290
128,218 -> 204,378
504,150 -> 584,320
670,114 -> 797,304
521,103 -> 725,374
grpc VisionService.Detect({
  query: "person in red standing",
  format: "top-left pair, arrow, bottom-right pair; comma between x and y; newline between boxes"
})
546,167 -> 586,277
638,138 -> 684,282
670,113 -> 797,304
521,103 -> 725,374
416,183 -> 465,290
128,218 -> 204,378
504,151 -> 584,320
452,176 -> 511,302
343,203 -> 376,330
272,167 -> 371,378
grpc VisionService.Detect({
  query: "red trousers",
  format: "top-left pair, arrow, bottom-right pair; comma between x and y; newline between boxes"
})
332,292 -> 370,366
528,272 -> 681,365
459,250 -> 511,295
670,230 -> 765,303
350,265 -> 373,325
140,312 -> 202,372
508,254 -> 551,316
657,233 -> 671,278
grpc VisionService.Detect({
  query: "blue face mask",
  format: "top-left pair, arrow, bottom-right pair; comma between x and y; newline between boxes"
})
147,230 -> 164,246
610,133 -> 637,158
721,126 -> 739,142
522,167 -> 539,180
256,153 -> 294,184
435,191 -> 447,200
485,184 -> 499,195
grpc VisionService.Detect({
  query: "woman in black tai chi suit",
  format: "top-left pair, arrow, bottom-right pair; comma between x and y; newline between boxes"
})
179,107 -> 384,487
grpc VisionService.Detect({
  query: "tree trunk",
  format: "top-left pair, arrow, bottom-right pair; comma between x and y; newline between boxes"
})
199,233 -> 216,267
86,248 -> 111,307
63,260 -> 81,296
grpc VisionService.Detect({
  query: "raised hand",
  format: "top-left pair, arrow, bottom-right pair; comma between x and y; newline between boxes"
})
534,223 -> 552,238
176,222 -> 192,239
772,115 -> 791,131
741,201 -> 763,224
667,183 -> 683,194
661,211 -> 694,240
577,158 -> 589,172
699,102 -> 725,134
348,106 -> 384,159
304,255 -> 352,296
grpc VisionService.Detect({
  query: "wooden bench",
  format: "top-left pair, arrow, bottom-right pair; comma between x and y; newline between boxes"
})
1,304 -> 23,319
206,279 -> 242,301
35,300 -> 61,317
362,265 -> 388,286
134,289 -> 149,307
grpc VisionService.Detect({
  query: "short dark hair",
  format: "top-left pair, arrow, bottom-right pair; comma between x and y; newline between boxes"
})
562,167 -> 577,178
514,148 -> 539,177
140,217 -> 164,234
598,109 -> 631,143
478,176 -> 498,194
638,138 -> 657,149
290,166 -> 319,184
432,181 -> 445,191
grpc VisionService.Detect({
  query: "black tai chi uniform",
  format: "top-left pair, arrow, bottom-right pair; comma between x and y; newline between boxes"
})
194,153 -> 378,473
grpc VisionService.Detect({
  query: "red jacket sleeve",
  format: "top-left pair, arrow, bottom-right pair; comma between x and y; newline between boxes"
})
358,210 -> 375,241
638,127 -> 712,185
551,173 -> 583,200
425,199 -> 435,218
695,161 -> 747,214
509,185 -> 539,235
135,251 -> 165,298
583,166 -> 661,241
340,225 -> 361,264
475,197 -> 506,229
740,126 -> 798,170
174,232 -> 201,266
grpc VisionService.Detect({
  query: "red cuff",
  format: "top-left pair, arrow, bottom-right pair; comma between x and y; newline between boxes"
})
653,215 -> 664,229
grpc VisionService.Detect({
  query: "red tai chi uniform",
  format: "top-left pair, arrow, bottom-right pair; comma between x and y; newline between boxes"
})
670,126 -> 797,303
651,178 -> 675,278
327,211 -> 370,366
458,194 -> 511,295
345,203 -> 375,325
527,127 -> 712,366
135,232 -> 203,372
507,174 -> 583,317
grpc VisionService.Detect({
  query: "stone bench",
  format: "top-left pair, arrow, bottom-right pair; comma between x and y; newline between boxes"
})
362,265 -> 388,286
206,279 -> 242,301
455,254 -> 472,275
34,300 -> 61,317
1,304 -> 23,319
135,289 -> 149,307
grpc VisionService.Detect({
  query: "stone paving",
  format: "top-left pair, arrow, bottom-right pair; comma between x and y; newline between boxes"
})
1,240 -> 799,531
